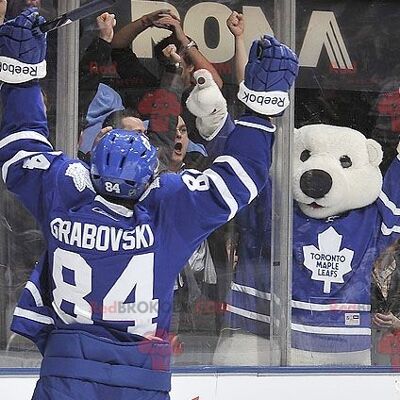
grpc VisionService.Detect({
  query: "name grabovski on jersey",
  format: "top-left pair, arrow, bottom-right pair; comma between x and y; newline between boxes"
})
50,218 -> 154,251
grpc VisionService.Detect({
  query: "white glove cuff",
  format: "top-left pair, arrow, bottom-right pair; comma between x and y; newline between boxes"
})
197,112 -> 228,141
237,81 -> 289,116
0,56 -> 47,84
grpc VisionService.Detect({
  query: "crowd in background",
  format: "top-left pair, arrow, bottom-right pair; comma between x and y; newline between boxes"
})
1,0 -> 400,368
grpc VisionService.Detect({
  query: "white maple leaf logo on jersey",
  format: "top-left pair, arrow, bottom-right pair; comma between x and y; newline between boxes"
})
65,163 -> 95,193
303,227 -> 354,294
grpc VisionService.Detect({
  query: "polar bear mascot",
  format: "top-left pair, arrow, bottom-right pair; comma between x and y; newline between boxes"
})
187,58 -> 400,366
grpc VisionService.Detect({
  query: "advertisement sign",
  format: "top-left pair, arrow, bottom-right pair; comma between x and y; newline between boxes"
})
103,0 -> 400,92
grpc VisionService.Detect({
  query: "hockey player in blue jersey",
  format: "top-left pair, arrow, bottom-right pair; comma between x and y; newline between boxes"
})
0,7 -> 298,400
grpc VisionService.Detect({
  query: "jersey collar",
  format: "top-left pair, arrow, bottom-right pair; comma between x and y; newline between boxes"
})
94,195 -> 134,218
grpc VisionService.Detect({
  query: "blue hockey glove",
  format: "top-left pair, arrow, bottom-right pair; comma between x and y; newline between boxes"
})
238,35 -> 299,116
0,7 -> 47,83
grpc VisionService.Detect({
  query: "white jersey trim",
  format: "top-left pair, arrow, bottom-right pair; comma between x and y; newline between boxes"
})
25,281 -> 44,308
292,300 -> 371,312
231,282 -> 271,300
379,191 -> 400,216
292,323 -> 371,336
14,307 -> 54,325
381,222 -> 400,236
214,156 -> 258,203
95,195 -> 134,218
236,120 -> 276,133
226,304 -> 270,323
0,130 -> 52,150
2,150 -> 62,182
204,169 -> 238,220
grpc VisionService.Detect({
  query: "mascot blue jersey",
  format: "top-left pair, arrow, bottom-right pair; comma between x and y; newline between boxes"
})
213,114 -> 400,353
1,83 -> 273,362
205,116 -> 272,338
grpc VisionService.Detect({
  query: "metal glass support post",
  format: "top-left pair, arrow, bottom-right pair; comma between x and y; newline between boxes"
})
270,0 -> 296,366
56,0 -> 80,156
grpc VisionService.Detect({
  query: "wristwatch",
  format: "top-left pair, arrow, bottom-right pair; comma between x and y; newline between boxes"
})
181,40 -> 198,52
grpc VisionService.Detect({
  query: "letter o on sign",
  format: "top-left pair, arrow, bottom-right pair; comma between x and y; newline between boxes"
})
184,2 -> 234,63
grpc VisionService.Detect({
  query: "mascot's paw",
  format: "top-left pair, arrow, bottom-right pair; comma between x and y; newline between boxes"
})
0,7 -> 47,83
238,35 -> 299,116
186,69 -> 227,140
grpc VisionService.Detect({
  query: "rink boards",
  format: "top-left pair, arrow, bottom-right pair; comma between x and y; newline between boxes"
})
0,370 -> 400,399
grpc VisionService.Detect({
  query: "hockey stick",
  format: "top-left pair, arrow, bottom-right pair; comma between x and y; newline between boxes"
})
37,0 -> 117,33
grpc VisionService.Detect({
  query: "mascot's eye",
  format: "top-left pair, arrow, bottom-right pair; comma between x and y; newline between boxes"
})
300,150 -> 311,162
340,155 -> 352,168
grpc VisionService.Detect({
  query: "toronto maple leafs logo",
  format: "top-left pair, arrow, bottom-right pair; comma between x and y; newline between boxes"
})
65,163 -> 95,193
303,227 -> 354,293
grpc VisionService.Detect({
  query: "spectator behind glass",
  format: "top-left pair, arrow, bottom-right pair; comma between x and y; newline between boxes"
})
102,109 -> 147,133
111,9 -> 222,90
79,12 -> 117,119
226,11 -> 246,85
371,240 -> 400,367
167,116 -> 218,366
78,83 -> 125,164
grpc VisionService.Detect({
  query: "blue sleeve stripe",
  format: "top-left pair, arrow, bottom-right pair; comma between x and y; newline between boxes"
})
225,304 -> 271,323
25,281 -> 44,308
203,168 -> 238,220
236,120 -> 276,133
292,323 -> 371,336
0,130 -> 52,150
2,150 -> 62,181
379,191 -> 400,216
291,300 -> 371,312
214,155 -> 259,203
231,282 -> 271,300
381,222 -> 400,235
14,307 -> 54,325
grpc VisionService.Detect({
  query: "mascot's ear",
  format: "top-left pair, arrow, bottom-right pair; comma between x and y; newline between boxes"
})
366,139 -> 383,167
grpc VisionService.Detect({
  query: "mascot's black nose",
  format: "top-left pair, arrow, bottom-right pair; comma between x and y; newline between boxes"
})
300,169 -> 332,199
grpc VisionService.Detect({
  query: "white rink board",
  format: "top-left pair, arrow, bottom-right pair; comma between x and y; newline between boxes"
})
1,373 -> 400,399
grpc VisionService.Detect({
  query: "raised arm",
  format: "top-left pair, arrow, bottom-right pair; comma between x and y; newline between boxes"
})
226,11 -> 246,85
148,36 -> 299,273
156,15 -> 223,89
79,12 -> 116,88
0,8 -> 69,221
111,9 -> 176,49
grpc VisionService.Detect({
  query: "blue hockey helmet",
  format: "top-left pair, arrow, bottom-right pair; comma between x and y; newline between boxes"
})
90,129 -> 158,201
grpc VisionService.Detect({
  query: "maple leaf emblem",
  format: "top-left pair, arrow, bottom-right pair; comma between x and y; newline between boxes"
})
65,163 -> 95,193
303,227 -> 354,293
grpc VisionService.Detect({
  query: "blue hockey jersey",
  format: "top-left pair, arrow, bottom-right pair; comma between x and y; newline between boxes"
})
204,115 -> 273,339
216,115 -> 400,353
0,82 -> 273,387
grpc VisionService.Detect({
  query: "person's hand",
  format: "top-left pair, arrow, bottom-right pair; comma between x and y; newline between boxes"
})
162,44 -> 181,64
141,9 -> 179,28
156,15 -> 188,46
226,11 -> 244,38
97,12 -> 116,43
0,0 -> 7,25
373,312 -> 400,330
